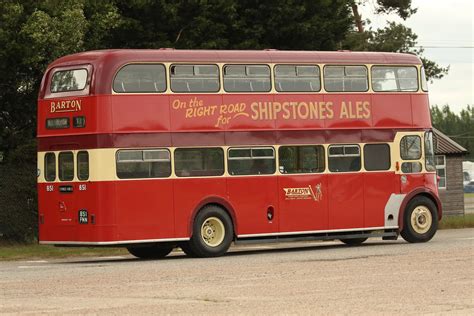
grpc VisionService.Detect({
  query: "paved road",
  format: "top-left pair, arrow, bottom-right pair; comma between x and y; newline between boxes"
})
1,229 -> 473,314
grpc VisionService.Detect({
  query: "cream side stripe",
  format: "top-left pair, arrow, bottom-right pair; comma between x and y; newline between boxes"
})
37,131 -> 429,183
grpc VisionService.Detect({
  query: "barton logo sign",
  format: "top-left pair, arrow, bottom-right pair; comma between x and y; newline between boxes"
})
283,183 -> 322,201
50,99 -> 82,113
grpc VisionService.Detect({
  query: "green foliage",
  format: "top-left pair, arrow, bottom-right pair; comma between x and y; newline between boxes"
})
431,105 -> 474,160
107,0 -> 352,50
375,0 -> 416,20
0,140 -> 37,243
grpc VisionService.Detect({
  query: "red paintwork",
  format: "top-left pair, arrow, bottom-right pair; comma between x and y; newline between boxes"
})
278,174 -> 328,232
37,50 -> 439,245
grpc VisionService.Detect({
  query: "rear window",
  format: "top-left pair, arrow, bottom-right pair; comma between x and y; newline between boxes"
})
44,153 -> 56,182
51,69 -> 88,93
58,152 -> 74,181
77,151 -> 89,181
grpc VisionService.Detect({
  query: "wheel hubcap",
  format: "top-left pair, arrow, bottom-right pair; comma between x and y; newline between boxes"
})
201,217 -> 225,247
410,206 -> 432,234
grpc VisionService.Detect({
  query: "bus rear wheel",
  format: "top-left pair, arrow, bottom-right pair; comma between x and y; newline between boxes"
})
340,237 -> 368,246
182,205 -> 233,258
401,196 -> 438,243
127,244 -> 174,259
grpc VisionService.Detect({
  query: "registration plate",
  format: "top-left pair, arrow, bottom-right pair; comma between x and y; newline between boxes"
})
78,210 -> 88,224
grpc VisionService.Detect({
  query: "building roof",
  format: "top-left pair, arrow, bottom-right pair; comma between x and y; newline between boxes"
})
433,128 -> 468,155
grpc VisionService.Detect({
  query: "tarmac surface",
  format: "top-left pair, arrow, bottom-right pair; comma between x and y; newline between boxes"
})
1,228 -> 473,314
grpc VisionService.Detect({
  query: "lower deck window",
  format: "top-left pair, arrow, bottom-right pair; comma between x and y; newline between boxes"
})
328,145 -> 361,172
279,145 -> 325,173
364,144 -> 390,171
228,147 -> 275,175
174,148 -> 224,177
116,149 -> 171,179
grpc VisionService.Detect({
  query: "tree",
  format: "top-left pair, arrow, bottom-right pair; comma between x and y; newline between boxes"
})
0,0 -> 121,157
431,105 -> 474,160
345,1 -> 449,81
106,0 -> 352,50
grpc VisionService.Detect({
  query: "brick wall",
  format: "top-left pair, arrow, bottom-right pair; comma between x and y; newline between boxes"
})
438,155 -> 465,215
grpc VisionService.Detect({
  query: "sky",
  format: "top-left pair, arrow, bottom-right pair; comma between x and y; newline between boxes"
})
360,0 -> 473,113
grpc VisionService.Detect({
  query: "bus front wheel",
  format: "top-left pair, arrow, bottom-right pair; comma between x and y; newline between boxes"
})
127,244 -> 174,259
182,205 -> 233,258
401,196 -> 438,243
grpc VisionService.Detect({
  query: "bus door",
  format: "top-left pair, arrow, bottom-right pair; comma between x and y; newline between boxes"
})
327,144 -> 364,229
277,145 -> 328,232
226,147 -> 279,236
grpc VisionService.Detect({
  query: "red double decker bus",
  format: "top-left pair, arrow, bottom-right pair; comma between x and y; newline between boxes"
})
37,49 -> 441,258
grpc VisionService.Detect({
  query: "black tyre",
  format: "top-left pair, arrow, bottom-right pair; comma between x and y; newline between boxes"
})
183,205 -> 233,258
340,237 -> 368,246
179,242 -> 198,257
401,196 -> 438,243
127,244 -> 174,259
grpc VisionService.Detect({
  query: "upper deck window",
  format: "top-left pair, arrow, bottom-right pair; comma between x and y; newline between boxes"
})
274,65 -> 321,92
51,69 -> 88,93
324,66 -> 368,92
371,66 -> 418,92
224,65 -> 271,92
114,64 -> 166,93
170,64 -> 219,93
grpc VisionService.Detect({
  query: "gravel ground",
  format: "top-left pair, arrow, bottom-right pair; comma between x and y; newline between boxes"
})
1,228 -> 473,314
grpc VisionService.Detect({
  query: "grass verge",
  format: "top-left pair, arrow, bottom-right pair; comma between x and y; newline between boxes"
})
438,213 -> 474,230
0,244 -> 128,261
465,193 -> 474,198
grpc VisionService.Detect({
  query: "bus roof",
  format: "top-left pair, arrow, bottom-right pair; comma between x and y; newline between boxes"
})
48,49 -> 422,69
